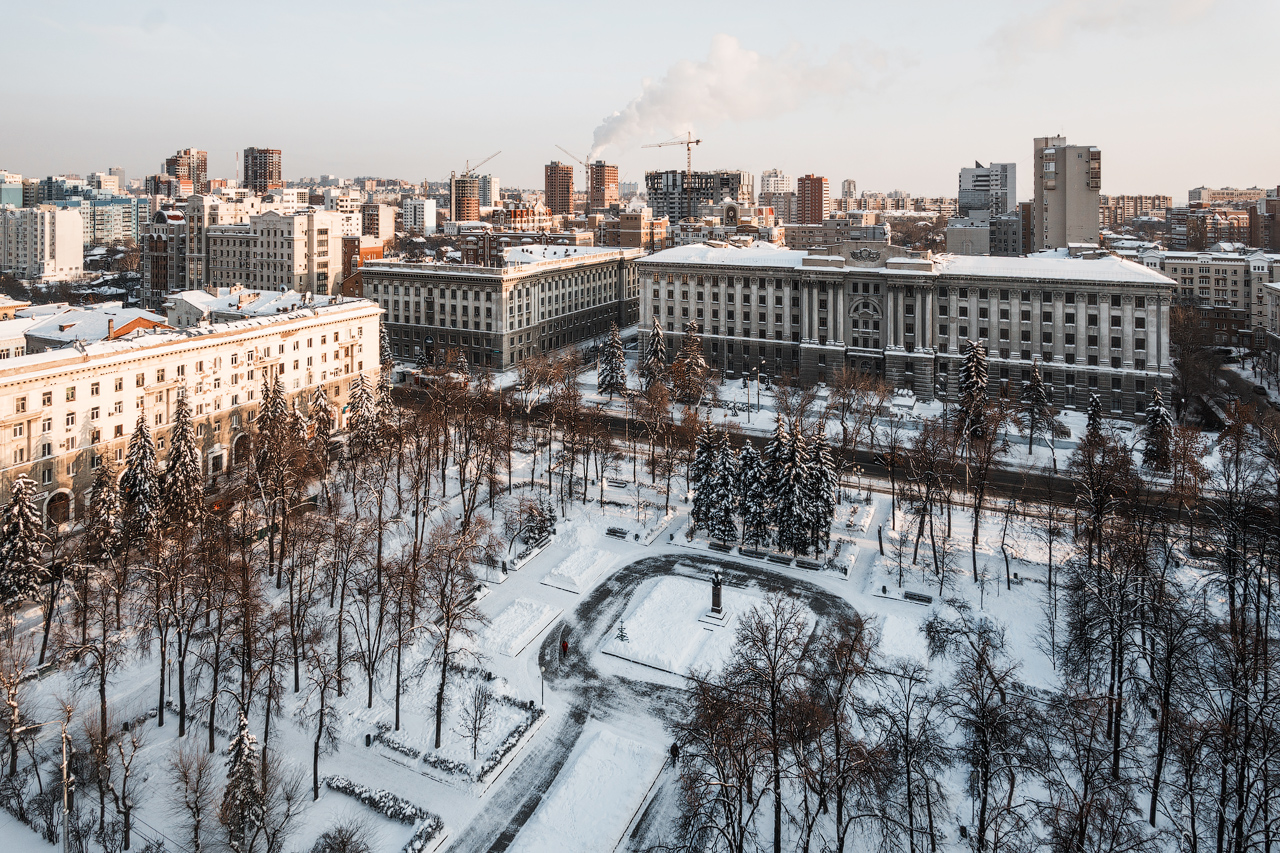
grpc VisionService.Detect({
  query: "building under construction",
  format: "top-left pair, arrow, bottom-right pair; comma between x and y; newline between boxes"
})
644,169 -> 755,223
588,161 -> 619,211
450,174 -> 480,221
545,161 -> 574,216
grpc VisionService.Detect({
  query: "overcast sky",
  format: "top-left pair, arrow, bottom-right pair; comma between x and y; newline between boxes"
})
3,0 -> 1274,203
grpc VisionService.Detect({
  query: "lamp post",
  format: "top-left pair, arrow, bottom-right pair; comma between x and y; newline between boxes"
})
539,665 -> 545,707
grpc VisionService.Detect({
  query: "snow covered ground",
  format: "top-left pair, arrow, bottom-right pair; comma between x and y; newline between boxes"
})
509,724 -> 667,853
540,524 -> 621,593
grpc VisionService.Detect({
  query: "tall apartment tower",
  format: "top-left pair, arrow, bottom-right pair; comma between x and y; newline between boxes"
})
797,175 -> 831,225
1032,137 -> 1100,250
450,175 -> 481,221
958,162 -> 1016,215
545,161 -> 574,216
476,174 -> 500,207
841,179 -> 858,199
589,161 -> 619,210
243,147 -> 283,194
760,169 -> 793,195
108,166 -> 126,186
164,148 -> 208,194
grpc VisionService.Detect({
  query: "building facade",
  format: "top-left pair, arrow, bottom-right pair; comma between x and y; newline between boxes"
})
638,242 -> 1173,418
1032,137 -> 1101,250
361,245 -> 644,368
588,162 -> 619,211
0,296 -> 381,526
243,147 -> 283,194
1,206 -> 84,280
545,162 -> 574,217
402,198 -> 437,235
644,169 -> 754,224
797,175 -> 831,225
164,148 -> 209,195
204,209 -> 346,295
959,162 -> 1016,216
760,169 -> 793,195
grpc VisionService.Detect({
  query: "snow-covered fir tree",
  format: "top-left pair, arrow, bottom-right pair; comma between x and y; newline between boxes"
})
450,347 -> 472,379
346,373 -> 380,457
309,386 -> 335,454
415,347 -> 431,373
957,339 -> 989,439
689,422 -> 720,533
1086,392 -> 1104,445
120,413 -> 161,540
598,322 -> 628,400
641,315 -> 666,390
705,442 -> 740,544
1142,386 -> 1174,471
1019,359 -> 1054,455
161,391 -> 204,525
765,417 -> 813,555
737,441 -> 772,548
0,475 -> 49,604
84,457 -> 123,564
379,323 -> 393,369
673,321 -> 707,402
804,430 -> 837,554
221,712 -> 263,853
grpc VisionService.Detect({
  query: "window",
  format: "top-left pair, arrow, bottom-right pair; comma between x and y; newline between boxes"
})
12,424 -> 22,438
42,391 -> 52,407
114,377 -> 124,391
65,412 -> 76,427
14,396 -> 25,413
90,382 -> 100,397
136,373 -> 145,387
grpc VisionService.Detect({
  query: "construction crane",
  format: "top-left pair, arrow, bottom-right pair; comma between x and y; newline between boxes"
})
643,132 -> 701,221
556,145 -> 591,210
463,150 -> 500,177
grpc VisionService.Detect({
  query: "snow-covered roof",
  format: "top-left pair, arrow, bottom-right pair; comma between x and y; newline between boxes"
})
502,244 -> 623,265
0,317 -> 39,342
640,241 -> 812,269
933,252 -> 1175,285
26,304 -> 169,344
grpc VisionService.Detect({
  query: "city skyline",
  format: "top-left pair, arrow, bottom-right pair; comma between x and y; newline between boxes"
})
2,0 -> 1275,202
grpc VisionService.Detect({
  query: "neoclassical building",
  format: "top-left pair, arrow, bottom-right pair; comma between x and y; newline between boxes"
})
638,241 -> 1174,418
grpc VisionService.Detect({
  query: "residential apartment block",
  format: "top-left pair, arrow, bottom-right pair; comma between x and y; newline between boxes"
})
1032,137 -> 1101,250
645,169 -> 754,224
243,147 -> 283,194
0,205 -> 84,280
797,175 -> 831,225
0,294 -> 381,525
638,242 -> 1173,418
164,148 -> 209,195
361,245 -> 644,368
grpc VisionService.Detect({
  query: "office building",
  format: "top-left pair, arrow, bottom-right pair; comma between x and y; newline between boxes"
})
164,148 -> 209,195
361,244 -> 643,368
638,241 -> 1172,418
0,293 -> 381,523
588,162 -> 619,211
0,206 -> 83,280
243,147 -> 283,194
1032,137 -> 1101,250
958,162 -> 1016,215
545,162 -> 575,216
797,175 -> 831,225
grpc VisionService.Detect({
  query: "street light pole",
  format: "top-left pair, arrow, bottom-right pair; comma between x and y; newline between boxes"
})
540,666 -> 545,707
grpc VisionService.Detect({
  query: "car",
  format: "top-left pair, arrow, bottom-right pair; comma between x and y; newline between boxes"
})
1254,385 -> 1267,395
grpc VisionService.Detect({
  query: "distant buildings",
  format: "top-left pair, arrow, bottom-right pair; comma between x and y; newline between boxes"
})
958,162 -> 1016,215
402,198 -> 437,236
449,175 -> 481,222
0,206 -> 83,280
1189,186 -> 1267,205
476,174 -> 500,208
164,148 -> 209,195
243,147 -> 283,194
1099,194 -> 1171,229
840,179 -> 857,199
588,162 -> 619,211
760,169 -> 793,195
544,162 -> 575,216
1032,136 -> 1101,250
644,169 -> 754,223
797,175 -> 831,225
361,203 -> 395,242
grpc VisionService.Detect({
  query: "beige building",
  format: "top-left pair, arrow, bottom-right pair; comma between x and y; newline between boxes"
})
205,209 -> 346,295
1032,136 -> 1101,250
0,205 -> 84,280
361,203 -> 396,242
1188,186 -> 1267,205
0,295 -> 381,525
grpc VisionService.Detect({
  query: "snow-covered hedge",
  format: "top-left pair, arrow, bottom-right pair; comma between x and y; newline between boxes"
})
421,751 -> 471,777
372,723 -> 421,760
476,701 -> 544,783
321,775 -> 444,853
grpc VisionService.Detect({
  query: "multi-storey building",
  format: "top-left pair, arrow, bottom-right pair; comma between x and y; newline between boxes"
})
475,174 -> 499,208
204,209 -> 346,295
959,162 -> 1016,216
1188,186 -> 1267,205
638,241 -> 1173,418
0,172 -> 22,208
1166,204 -> 1251,251
361,245 -> 643,368
759,191 -> 797,224
361,203 -> 395,242
760,169 -> 793,195
243,147 -> 283,194
402,198 -> 437,235
588,162 -> 619,211
1098,194 -> 1171,229
782,214 -> 886,249
1032,137 -> 1101,250
141,209 -> 188,307
645,169 -> 754,224
450,175 -> 481,222
51,196 -> 147,248
797,175 -> 831,225
1134,246 -> 1279,345
840,179 -> 857,199
0,206 -> 83,280
0,294 -> 381,525
183,194 -> 262,287
545,162 -> 575,216
600,209 -> 668,251
164,148 -> 209,195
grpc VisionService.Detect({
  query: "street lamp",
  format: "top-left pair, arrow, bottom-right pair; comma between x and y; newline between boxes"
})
540,665 -> 545,707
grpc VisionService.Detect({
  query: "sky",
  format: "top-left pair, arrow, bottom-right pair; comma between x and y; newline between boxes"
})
3,0 -> 1276,204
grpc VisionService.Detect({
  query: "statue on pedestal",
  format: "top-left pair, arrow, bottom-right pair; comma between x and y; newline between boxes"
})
711,570 -> 722,616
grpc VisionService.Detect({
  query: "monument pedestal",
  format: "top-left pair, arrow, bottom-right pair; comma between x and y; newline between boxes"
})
700,570 -> 728,626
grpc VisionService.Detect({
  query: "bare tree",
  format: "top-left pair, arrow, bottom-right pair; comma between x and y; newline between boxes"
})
454,679 -> 495,760
300,649 -> 342,801
168,740 -> 220,853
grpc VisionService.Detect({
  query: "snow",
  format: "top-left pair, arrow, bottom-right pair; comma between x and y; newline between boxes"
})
482,598 -> 562,657
511,725 -> 666,853
878,613 -> 929,662
540,525 -> 620,594
601,575 -> 759,675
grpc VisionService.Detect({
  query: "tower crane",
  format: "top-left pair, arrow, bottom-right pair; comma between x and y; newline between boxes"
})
463,151 -> 501,177
556,145 -> 591,210
642,132 -> 701,221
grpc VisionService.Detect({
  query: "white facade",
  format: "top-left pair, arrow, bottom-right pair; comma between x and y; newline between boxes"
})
840,179 -> 857,199
477,174 -> 500,208
760,169 -> 793,195
402,198 -> 437,235
205,209 -> 346,294
0,206 -> 84,280
0,296 -> 382,525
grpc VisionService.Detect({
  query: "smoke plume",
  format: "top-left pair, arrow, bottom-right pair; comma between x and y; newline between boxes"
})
588,35 -> 867,160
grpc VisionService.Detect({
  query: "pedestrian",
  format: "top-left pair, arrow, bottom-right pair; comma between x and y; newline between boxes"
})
561,639 -> 568,659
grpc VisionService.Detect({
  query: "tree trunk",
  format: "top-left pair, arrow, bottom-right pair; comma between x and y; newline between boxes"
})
434,635 -> 451,750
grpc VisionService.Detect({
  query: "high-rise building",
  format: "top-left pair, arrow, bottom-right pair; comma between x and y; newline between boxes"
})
589,161 -> 619,211
760,169 -> 793,195
361,203 -> 395,242
450,175 -> 481,222
958,162 -> 1016,215
163,148 -> 209,195
1032,137 -> 1100,250
797,175 -> 830,225
476,174 -> 500,208
545,161 -> 575,216
243,147 -> 283,194
402,198 -> 437,236
841,179 -> 858,199
644,169 -> 754,223
0,205 -> 83,280
108,166 -> 126,186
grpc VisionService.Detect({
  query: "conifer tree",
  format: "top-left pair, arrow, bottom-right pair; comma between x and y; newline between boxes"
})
220,712 -> 263,853
450,348 -> 472,379
1086,392 -> 1104,445
737,442 -> 772,548
415,347 -> 431,373
957,339 -> 989,439
346,373 -> 380,457
1019,359 -> 1055,455
84,457 -> 123,564
641,316 -> 667,390
162,391 -> 204,525
0,475 -> 49,604
705,443 -> 740,544
673,321 -> 707,402
598,322 -> 628,400
309,386 -> 335,455
379,323 -> 393,369
689,422 -> 720,533
120,414 -> 161,541
1142,387 -> 1174,471
805,430 -> 837,554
